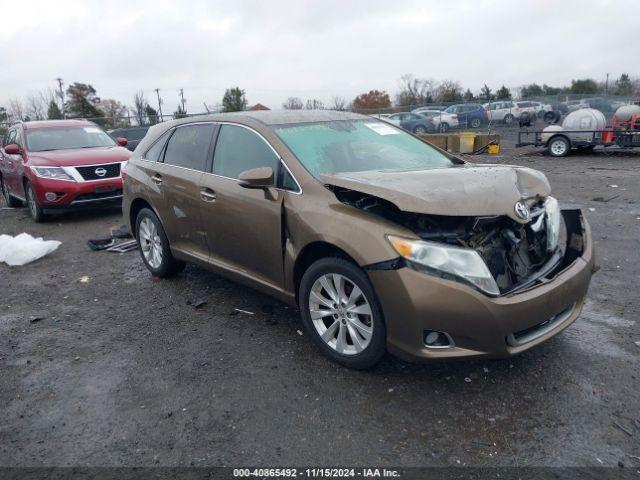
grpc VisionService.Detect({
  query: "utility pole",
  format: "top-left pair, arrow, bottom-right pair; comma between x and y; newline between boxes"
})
605,73 -> 610,96
56,77 -> 65,118
179,88 -> 186,113
154,88 -> 163,121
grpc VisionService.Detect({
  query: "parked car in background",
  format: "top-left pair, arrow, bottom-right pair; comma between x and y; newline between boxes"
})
108,126 -> 149,151
412,108 -> 459,132
514,101 -> 546,119
562,100 -> 584,112
580,97 -> 625,113
385,112 -> 431,133
442,104 -> 487,128
123,110 -> 594,369
483,101 -> 520,124
0,120 -> 130,222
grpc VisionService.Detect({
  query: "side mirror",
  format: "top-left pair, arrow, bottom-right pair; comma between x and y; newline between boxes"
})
238,167 -> 274,189
4,144 -> 20,155
116,137 -> 128,147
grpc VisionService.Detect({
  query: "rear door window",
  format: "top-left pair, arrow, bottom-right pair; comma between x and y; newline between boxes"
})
163,124 -> 215,171
212,124 -> 280,179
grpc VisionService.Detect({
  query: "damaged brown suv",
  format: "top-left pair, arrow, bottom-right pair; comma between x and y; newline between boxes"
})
123,111 -> 594,368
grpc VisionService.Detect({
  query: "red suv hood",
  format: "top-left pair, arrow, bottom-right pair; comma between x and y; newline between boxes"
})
28,147 -> 131,167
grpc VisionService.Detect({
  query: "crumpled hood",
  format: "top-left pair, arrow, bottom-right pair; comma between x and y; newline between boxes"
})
320,164 -> 551,223
28,147 -> 131,167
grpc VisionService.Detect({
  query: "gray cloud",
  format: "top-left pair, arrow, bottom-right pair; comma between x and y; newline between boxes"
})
0,0 -> 635,113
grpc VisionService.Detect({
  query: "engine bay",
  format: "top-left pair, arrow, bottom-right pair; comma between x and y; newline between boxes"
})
331,187 -> 562,293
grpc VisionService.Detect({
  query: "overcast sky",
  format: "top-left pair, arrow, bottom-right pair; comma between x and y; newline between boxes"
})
0,0 -> 635,114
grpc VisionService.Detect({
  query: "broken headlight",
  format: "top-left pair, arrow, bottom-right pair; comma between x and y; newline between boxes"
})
387,235 -> 500,296
32,166 -> 75,181
544,197 -> 560,252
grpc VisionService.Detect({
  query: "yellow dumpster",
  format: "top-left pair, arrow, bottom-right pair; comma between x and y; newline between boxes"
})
459,132 -> 476,154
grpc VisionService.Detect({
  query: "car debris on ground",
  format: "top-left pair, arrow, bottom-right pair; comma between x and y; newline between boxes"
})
87,225 -> 136,252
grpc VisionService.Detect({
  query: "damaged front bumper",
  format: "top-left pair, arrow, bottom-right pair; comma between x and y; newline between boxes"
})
367,209 -> 594,362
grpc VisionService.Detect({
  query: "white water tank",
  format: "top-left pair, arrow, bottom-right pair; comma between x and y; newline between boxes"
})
614,105 -> 640,122
562,108 -> 607,131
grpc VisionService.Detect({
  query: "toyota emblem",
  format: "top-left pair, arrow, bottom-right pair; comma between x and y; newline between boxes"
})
94,167 -> 107,177
514,201 -> 530,220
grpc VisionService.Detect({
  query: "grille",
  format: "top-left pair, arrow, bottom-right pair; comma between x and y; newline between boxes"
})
76,163 -> 121,181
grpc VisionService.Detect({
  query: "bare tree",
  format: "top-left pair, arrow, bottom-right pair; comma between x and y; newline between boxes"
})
330,96 -> 348,111
435,80 -> 463,103
305,99 -> 324,110
282,97 -> 303,110
395,74 -> 435,107
7,99 -> 25,122
25,90 -> 55,121
99,99 -> 129,128
132,91 -> 147,126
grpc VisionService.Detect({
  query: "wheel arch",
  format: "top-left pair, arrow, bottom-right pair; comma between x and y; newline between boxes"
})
293,241 -> 359,301
128,198 -> 156,238
546,134 -> 571,148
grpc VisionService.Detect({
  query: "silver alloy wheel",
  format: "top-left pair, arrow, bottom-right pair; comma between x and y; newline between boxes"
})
139,217 -> 163,269
471,118 -> 481,128
550,139 -> 568,156
27,187 -> 37,218
415,126 -> 427,134
308,273 -> 373,355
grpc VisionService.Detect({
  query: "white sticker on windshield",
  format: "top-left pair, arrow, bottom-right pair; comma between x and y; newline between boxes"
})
83,127 -> 101,133
364,122 -> 399,135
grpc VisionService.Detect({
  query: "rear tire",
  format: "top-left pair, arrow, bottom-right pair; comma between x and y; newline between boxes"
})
548,136 -> 570,157
438,122 -> 449,133
298,257 -> 386,369
413,125 -> 428,134
135,208 -> 185,277
470,117 -> 481,128
1,177 -> 22,208
25,182 -> 46,222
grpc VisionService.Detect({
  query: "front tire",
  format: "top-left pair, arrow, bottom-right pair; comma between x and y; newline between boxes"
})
135,208 -> 185,277
548,136 -> 570,157
1,177 -> 22,208
503,114 -> 514,125
298,257 -> 386,369
25,183 -> 46,222
438,122 -> 450,133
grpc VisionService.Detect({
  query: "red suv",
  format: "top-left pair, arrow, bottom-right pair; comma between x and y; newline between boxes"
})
0,120 -> 131,221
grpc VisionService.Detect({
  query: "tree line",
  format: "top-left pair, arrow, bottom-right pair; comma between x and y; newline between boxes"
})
1,73 -> 638,130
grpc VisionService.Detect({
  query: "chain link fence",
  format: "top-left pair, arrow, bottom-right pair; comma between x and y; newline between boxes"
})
2,94 -> 638,140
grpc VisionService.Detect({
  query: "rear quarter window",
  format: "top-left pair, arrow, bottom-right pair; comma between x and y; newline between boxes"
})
163,124 -> 215,171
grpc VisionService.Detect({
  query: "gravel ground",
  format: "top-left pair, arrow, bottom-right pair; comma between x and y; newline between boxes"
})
1,143 -> 639,468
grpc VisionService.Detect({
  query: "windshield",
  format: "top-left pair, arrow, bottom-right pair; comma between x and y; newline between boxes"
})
26,126 -> 116,152
274,119 -> 454,179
